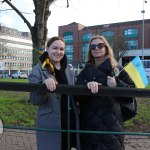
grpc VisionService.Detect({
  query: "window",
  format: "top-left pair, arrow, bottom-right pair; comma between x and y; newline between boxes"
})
82,44 -> 89,62
125,40 -> 138,50
102,31 -> 114,48
82,33 -> 92,42
65,45 -> 73,62
102,31 -> 114,38
124,29 -> 138,38
124,29 -> 138,49
63,32 -> 73,44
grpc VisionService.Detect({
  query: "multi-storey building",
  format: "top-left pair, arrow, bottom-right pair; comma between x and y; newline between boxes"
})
58,19 -> 150,76
0,26 -> 32,77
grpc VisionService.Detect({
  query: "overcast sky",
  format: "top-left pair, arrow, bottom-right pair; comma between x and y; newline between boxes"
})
0,0 -> 149,37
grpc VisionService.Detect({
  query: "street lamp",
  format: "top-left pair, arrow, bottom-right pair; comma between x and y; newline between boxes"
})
141,0 -> 147,62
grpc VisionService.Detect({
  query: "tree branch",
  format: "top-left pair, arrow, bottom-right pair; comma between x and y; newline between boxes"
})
3,0 -> 32,32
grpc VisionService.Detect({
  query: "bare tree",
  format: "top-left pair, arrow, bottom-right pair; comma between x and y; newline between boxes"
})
2,0 -> 56,66
107,37 -> 128,62
114,36 -> 128,61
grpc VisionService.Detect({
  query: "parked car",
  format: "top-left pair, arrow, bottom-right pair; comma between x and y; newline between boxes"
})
11,72 -> 28,79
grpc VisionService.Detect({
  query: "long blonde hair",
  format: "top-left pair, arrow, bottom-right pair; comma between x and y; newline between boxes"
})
87,35 -> 118,70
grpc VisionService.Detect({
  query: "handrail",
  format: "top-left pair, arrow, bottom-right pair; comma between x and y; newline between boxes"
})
0,82 -> 150,97
3,125 -> 150,136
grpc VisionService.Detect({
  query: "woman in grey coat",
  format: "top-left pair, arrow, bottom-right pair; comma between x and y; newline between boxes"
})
28,36 -> 77,150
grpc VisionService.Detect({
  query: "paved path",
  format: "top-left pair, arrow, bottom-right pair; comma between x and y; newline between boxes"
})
0,129 -> 37,150
0,129 -> 150,150
124,135 -> 150,150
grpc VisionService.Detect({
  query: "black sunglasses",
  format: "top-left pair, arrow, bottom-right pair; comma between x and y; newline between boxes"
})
89,43 -> 105,50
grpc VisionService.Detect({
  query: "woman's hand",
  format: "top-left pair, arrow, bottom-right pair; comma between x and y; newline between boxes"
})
87,81 -> 101,94
107,76 -> 117,87
43,78 -> 58,91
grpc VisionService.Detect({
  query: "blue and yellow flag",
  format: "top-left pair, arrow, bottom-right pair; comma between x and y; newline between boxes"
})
124,56 -> 148,88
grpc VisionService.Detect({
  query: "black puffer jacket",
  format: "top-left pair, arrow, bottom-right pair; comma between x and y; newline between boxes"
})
75,58 -> 135,150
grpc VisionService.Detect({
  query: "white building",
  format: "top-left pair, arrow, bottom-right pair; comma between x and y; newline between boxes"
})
0,26 -> 32,77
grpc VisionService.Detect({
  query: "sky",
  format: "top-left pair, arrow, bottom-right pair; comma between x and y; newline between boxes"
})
0,0 -> 150,37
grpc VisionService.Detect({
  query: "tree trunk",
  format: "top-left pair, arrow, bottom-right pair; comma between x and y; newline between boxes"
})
31,0 -> 53,66
3,0 -> 54,66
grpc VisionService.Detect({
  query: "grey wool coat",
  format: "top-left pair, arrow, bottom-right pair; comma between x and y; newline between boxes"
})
28,61 -> 75,150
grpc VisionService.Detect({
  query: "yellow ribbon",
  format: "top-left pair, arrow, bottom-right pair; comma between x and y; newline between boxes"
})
41,58 -> 55,75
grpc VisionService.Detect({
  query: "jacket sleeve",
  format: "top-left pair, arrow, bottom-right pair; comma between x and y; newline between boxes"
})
28,66 -> 48,106
75,69 -> 89,85
115,68 -> 136,103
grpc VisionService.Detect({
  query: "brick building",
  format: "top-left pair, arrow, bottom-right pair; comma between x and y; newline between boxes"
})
58,19 -> 150,74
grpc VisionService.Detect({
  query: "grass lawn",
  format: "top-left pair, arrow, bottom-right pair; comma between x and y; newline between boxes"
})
124,97 -> 150,132
0,91 -> 36,127
146,84 -> 150,89
0,78 -> 28,83
0,78 -> 36,127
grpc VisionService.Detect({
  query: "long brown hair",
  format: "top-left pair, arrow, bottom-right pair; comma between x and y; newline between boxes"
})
87,35 -> 118,70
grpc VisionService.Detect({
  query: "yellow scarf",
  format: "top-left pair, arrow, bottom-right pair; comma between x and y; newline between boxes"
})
40,52 -> 55,75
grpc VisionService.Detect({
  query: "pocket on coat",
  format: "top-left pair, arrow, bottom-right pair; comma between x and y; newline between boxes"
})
37,107 -> 53,116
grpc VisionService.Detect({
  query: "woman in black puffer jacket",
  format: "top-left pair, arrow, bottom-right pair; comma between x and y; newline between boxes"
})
75,35 -> 135,150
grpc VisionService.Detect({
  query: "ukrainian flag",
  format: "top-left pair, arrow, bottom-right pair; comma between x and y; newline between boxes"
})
124,56 -> 148,88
